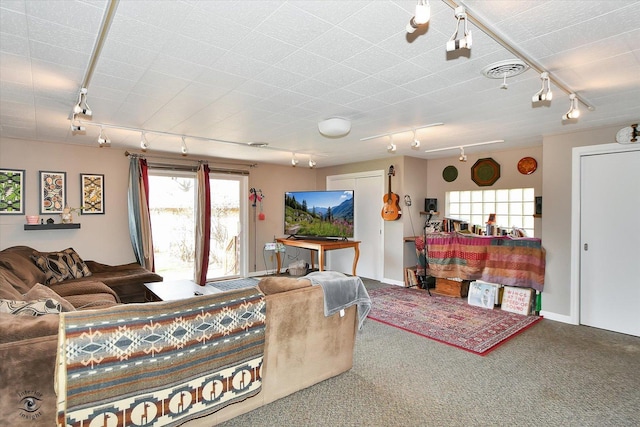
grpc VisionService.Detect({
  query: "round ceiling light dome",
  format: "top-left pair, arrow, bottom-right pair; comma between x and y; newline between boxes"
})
318,117 -> 351,138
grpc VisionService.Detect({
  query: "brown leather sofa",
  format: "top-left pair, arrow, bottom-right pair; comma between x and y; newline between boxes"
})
0,265 -> 358,426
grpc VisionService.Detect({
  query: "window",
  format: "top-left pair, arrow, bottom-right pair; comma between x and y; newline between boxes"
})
446,188 -> 535,236
148,170 -> 245,281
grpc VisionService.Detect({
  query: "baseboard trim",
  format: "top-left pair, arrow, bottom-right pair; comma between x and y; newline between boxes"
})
539,310 -> 576,324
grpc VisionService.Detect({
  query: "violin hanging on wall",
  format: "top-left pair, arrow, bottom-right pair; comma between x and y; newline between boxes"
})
381,165 -> 401,221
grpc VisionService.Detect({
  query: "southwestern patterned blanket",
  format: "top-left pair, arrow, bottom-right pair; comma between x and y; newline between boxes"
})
426,232 -> 546,292
55,287 -> 266,427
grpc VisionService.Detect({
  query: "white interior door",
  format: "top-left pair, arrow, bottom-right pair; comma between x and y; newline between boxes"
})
327,171 -> 384,280
580,149 -> 640,336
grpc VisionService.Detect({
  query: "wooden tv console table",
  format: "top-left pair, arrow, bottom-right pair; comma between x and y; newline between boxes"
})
275,238 -> 360,276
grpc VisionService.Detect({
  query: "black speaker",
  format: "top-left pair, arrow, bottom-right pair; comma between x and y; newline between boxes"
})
425,198 -> 438,212
535,196 -> 542,215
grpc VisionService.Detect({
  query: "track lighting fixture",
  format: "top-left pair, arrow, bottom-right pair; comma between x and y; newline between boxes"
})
446,6 -> 472,52
532,72 -> 553,102
387,136 -> 397,153
562,93 -> 580,120
406,0 -> 431,33
424,140 -> 504,154
291,153 -> 299,167
140,131 -> 149,151
97,126 -> 110,146
308,157 -> 316,168
181,136 -> 188,156
70,120 -> 85,132
459,147 -> 467,162
73,87 -> 92,117
410,130 -> 420,149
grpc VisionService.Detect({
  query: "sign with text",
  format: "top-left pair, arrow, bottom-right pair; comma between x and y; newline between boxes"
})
501,286 -> 535,315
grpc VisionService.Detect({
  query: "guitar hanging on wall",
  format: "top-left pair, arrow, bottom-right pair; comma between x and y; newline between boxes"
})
381,165 -> 402,221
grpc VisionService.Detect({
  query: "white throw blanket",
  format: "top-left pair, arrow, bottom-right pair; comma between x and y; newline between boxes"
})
302,271 -> 371,330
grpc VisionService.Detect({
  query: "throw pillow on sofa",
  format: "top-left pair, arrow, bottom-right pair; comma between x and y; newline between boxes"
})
31,248 -> 92,285
0,298 -> 67,316
24,283 -> 76,312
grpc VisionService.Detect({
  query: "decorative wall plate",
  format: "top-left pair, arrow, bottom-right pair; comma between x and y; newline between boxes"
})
471,158 -> 500,186
442,165 -> 458,182
517,157 -> 537,175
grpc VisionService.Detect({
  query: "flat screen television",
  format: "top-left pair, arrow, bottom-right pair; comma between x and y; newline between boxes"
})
284,190 -> 354,239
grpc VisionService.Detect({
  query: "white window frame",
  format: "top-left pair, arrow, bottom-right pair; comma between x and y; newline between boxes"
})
445,188 -> 535,236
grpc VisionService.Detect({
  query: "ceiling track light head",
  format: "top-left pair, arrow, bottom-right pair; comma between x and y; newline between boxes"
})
446,6 -> 472,52
532,71 -> 553,103
459,147 -> 467,162
562,93 -> 580,121
308,158 -> 316,168
291,153 -> 299,167
410,130 -> 420,149
181,136 -> 188,156
97,126 -> 110,146
140,131 -> 149,151
406,0 -> 430,33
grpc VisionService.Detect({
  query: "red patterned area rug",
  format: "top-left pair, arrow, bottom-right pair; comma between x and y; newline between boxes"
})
367,286 -> 542,356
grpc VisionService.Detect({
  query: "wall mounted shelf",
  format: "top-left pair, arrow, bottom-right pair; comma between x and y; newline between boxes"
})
24,223 -> 81,231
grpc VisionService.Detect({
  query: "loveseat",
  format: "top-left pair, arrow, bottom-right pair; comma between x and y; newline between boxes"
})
0,269 -> 359,426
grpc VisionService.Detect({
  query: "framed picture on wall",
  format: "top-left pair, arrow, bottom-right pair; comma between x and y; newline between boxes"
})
0,168 -> 25,214
39,170 -> 66,214
80,173 -> 105,214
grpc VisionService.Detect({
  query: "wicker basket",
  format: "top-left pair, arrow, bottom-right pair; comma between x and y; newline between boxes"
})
288,266 -> 307,276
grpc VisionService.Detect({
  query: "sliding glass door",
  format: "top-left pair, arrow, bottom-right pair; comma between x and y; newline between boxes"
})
148,170 -> 247,281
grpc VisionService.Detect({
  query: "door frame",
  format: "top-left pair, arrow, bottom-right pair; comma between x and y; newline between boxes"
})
570,143 -> 640,325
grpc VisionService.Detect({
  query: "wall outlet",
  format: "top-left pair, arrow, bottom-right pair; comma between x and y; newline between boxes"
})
264,242 -> 276,250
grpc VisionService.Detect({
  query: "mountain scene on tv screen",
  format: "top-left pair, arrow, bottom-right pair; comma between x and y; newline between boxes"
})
285,191 -> 354,238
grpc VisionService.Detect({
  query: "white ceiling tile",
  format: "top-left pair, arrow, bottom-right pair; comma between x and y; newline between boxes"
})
107,15 -> 174,53
209,52 -> 271,80
91,72 -> 138,93
26,16 -> 96,53
25,0 -> 104,34
345,95 -> 389,112
369,85 -> 416,105
0,32 -> 29,56
161,34 -> 227,68
195,68 -> 247,90
290,78 -> 336,98
254,66 -> 306,89
193,1 -> 283,28
149,55 -> 208,81
1,6 -> 28,38
342,46 -> 404,75
336,2 -> 408,45
374,61 -> 430,86
344,76 -> 394,96
313,64 -> 367,89
303,27 -> 373,63
93,57 -> 146,82
114,0 -> 193,30
231,32 -> 298,65
254,2 -> 330,48
29,40 -> 90,70
274,49 -> 336,77
99,39 -> 158,69
289,1 -> 368,25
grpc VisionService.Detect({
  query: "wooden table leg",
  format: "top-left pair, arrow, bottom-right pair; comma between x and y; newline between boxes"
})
276,251 -> 282,275
310,251 -> 315,270
352,244 -> 359,276
318,249 -> 324,271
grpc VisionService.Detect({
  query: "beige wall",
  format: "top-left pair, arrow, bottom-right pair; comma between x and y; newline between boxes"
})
540,124 -> 622,318
0,138 -> 134,264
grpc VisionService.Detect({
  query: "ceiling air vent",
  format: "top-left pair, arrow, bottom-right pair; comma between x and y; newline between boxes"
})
481,59 -> 529,79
